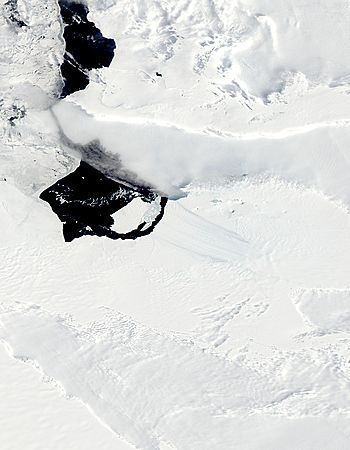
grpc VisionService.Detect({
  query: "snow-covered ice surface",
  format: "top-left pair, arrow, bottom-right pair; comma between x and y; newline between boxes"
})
2,0 -> 350,449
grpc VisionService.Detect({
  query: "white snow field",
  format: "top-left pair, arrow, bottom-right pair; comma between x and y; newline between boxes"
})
1,0 -> 350,449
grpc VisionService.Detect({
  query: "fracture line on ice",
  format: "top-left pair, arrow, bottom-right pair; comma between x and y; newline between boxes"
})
66,99 -> 350,141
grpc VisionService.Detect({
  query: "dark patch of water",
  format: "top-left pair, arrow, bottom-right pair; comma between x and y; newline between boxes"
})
51,4 -> 166,241
58,0 -> 116,97
8,104 -> 26,126
40,161 -> 167,242
4,0 -> 27,28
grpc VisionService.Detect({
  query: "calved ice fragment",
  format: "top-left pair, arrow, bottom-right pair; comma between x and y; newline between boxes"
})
40,161 -> 167,242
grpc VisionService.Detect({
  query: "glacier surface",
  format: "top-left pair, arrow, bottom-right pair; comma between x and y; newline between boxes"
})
1,0 -> 350,449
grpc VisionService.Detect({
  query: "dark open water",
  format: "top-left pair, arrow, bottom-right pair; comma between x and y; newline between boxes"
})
41,1 -> 168,242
